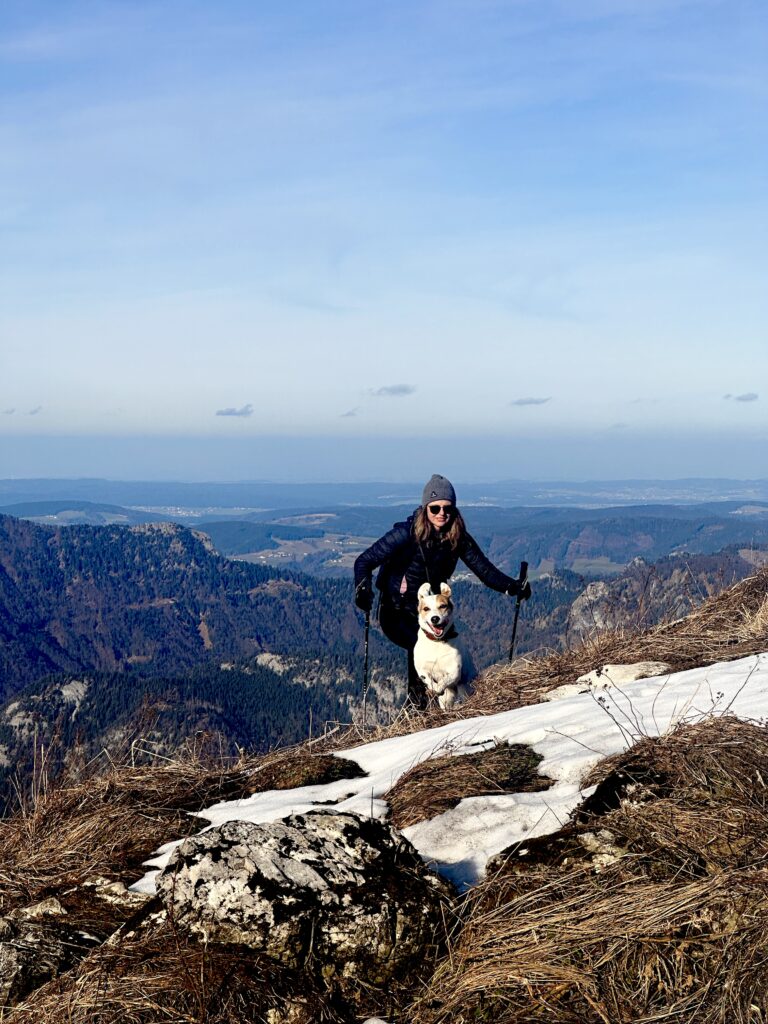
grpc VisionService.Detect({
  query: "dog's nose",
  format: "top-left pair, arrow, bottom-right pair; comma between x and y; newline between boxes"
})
431,615 -> 441,624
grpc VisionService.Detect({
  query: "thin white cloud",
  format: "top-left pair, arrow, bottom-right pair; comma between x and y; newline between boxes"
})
369,385 -> 416,397
215,403 -> 254,417
28,406 -> 42,415
2,408 -> 15,415
340,407 -> 359,418
724,393 -> 759,403
0,27 -> 93,60
510,397 -> 551,406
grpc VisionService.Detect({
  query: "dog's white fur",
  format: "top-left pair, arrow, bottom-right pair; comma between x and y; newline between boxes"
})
413,582 -> 475,710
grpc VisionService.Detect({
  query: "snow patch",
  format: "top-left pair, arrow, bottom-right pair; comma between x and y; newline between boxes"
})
132,653 -> 768,894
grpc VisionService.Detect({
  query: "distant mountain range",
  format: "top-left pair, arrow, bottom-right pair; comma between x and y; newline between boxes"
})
0,512 -> 574,808
0,500 -> 177,527
3,497 -> 768,580
0,514 -> 378,810
0,512 -> 577,704
219,501 -> 768,578
2,476 -> 768,509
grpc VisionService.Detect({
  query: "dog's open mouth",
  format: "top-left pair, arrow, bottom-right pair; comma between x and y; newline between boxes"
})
430,623 -> 445,637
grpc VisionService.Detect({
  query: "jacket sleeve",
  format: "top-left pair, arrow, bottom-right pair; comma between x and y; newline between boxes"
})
459,532 -> 516,593
354,524 -> 411,589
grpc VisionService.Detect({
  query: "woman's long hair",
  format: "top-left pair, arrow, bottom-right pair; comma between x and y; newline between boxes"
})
413,505 -> 466,551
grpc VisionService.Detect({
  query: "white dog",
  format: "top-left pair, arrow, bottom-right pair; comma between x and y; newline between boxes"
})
413,582 -> 475,710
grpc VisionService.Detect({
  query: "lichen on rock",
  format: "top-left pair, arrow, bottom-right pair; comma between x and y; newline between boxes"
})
158,810 -> 452,1005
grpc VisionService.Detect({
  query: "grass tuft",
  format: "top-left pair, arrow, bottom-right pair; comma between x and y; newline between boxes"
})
386,742 -> 551,830
409,717 -> 768,1024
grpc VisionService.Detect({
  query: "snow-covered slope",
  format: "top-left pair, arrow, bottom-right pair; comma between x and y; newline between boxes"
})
133,652 -> 768,893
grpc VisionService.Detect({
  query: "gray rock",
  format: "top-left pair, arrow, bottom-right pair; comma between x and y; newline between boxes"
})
545,660 -> 672,701
158,811 -> 452,991
576,661 -> 672,687
567,580 -> 616,636
0,912 -> 101,1008
0,879 -> 155,1009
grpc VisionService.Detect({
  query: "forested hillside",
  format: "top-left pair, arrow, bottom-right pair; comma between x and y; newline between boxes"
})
0,664 -> 359,813
0,513 -> 591,703
0,515 -> 368,700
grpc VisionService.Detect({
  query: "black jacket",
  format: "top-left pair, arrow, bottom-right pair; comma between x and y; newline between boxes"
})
353,510 -> 515,614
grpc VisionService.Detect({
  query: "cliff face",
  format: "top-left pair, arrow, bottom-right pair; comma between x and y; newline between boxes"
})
566,549 -> 760,639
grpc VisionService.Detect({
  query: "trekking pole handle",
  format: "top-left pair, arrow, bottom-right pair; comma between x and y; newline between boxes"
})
518,561 -> 529,589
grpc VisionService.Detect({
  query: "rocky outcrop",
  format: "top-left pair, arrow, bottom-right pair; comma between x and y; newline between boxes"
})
0,811 -> 450,1021
566,553 -> 755,640
568,579 -> 617,636
0,878 -> 151,1010
158,811 -> 452,1001
0,898 -> 101,1007
544,661 -> 672,701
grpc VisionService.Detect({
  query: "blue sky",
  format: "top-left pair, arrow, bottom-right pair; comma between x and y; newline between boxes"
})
1,0 -> 766,480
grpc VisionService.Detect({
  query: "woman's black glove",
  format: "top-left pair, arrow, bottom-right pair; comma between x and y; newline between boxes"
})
507,578 -> 532,601
355,579 -> 374,612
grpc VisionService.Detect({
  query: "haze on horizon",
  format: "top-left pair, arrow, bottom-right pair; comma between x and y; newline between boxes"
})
1,1 -> 766,482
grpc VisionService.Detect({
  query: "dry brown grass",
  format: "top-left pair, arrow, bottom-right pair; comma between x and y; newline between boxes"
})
0,743 -> 364,914
8,926 -> 307,1024
0,781 -> 199,913
386,742 -> 552,830
409,717 -> 768,1024
9,912 -> 430,1024
0,743 -> 371,1020
4,572 -> 768,1022
11,719 -> 768,1024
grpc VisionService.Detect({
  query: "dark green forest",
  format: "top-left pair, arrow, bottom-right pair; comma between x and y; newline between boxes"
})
0,663 -> 359,813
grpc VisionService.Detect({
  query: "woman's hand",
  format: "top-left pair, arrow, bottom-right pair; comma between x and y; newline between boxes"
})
507,578 -> 532,601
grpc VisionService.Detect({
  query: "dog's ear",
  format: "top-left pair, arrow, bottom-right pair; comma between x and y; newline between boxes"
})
417,582 -> 433,600
440,582 -> 452,598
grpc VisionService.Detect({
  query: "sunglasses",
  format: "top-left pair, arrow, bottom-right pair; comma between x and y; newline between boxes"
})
428,503 -> 454,515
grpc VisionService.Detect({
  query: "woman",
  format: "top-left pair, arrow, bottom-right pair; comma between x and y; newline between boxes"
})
353,474 -> 531,708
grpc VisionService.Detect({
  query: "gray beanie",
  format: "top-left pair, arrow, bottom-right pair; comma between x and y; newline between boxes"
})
421,474 -> 457,507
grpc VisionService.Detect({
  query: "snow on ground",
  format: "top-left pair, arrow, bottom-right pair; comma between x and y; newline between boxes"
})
132,653 -> 768,893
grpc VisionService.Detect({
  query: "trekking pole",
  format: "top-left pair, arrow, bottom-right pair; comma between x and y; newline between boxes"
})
508,560 -> 529,662
361,608 -> 371,731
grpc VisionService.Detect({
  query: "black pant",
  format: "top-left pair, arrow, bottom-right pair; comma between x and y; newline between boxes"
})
378,600 -> 427,709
